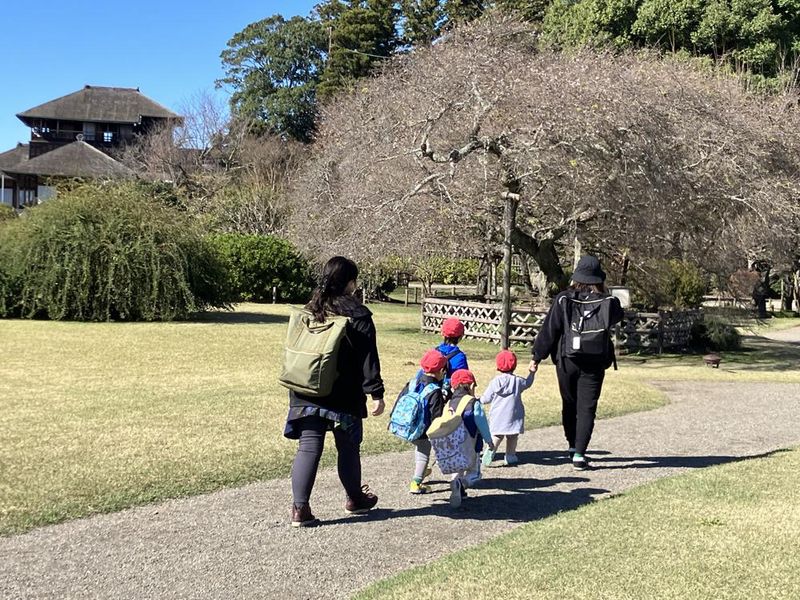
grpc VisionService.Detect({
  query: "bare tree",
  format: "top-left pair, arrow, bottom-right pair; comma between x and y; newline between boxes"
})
119,90 -> 307,235
288,14 -> 800,302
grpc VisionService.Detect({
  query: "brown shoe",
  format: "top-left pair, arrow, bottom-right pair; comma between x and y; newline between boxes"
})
345,485 -> 378,515
291,503 -> 319,528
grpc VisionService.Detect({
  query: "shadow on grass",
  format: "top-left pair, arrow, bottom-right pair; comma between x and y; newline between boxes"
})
721,335 -> 800,372
626,331 -> 800,374
586,449 -> 781,470
192,311 -> 290,325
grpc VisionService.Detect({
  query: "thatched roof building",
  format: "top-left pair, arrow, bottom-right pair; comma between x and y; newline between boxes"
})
4,141 -> 133,179
17,85 -> 179,124
1,85 -> 179,208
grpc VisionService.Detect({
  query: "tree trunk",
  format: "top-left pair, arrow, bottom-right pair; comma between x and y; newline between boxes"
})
620,251 -> 630,286
510,228 -> 569,292
518,254 -> 535,294
794,270 -> 800,313
782,275 -> 793,312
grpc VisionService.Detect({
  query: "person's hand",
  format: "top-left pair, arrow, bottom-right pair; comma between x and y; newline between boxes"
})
370,397 -> 385,416
529,359 -> 539,373
487,441 -> 496,451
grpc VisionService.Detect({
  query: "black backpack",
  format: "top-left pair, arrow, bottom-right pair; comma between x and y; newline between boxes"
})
559,293 -> 617,369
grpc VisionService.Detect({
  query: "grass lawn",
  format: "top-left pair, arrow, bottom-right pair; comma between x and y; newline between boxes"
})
0,303 -> 797,535
356,447 -> 800,600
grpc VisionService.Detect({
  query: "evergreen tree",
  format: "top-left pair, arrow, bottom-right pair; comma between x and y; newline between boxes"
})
444,0 -> 487,24
495,0 -> 552,23
401,0 -> 446,45
218,15 -> 326,142
316,0 -> 401,100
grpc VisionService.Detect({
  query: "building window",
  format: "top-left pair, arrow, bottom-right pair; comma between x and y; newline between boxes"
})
103,131 -> 113,143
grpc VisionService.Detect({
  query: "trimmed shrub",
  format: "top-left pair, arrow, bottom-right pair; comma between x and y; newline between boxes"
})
209,233 -> 313,303
690,316 -> 742,351
0,182 -> 228,321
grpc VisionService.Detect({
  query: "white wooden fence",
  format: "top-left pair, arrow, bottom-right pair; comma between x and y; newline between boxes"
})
421,298 -> 701,353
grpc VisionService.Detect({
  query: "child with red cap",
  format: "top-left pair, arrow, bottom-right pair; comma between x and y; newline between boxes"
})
481,349 -> 536,465
393,349 -> 448,494
446,369 -> 494,505
436,318 -> 469,384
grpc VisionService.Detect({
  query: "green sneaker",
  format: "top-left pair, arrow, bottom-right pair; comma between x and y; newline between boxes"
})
481,449 -> 495,466
409,480 -> 430,494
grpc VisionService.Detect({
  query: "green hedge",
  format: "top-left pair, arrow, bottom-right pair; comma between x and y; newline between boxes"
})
0,182 -> 228,321
209,233 -> 314,303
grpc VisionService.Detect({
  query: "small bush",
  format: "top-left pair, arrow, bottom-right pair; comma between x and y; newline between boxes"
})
0,205 -> 16,223
0,182 -> 228,321
632,259 -> 708,309
209,233 -> 313,303
690,316 -> 742,351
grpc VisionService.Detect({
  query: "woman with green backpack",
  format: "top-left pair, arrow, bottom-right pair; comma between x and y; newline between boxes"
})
282,256 -> 385,527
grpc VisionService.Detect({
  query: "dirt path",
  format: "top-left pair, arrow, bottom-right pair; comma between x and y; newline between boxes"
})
3,327 -> 800,600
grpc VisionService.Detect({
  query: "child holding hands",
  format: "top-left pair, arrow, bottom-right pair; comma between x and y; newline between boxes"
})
481,350 -> 536,465
446,369 -> 494,506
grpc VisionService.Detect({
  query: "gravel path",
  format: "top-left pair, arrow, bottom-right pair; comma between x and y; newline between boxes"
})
3,329 -> 800,600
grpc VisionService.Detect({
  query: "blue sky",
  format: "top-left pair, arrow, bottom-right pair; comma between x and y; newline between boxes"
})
0,0 -> 318,151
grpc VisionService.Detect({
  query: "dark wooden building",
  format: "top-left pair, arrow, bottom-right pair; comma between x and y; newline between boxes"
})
0,85 -> 180,208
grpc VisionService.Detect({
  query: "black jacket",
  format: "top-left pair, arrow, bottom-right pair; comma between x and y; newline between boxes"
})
533,289 -> 624,369
290,295 -> 385,418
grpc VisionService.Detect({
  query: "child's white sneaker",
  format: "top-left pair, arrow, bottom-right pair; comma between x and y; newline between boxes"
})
449,478 -> 463,508
465,464 -> 481,486
504,454 -> 519,466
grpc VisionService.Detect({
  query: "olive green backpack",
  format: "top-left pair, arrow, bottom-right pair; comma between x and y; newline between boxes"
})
278,307 -> 350,397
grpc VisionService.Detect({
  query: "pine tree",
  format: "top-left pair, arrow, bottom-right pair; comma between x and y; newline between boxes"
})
316,0 -> 401,100
401,0 -> 446,45
443,0 -> 486,25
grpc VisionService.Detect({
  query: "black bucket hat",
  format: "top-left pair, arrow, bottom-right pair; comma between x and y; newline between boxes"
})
572,255 -> 606,284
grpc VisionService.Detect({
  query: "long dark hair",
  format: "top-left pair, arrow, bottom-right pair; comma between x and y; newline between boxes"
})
307,256 -> 359,321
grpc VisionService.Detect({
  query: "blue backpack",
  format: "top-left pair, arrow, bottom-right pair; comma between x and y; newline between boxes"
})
388,377 -> 440,441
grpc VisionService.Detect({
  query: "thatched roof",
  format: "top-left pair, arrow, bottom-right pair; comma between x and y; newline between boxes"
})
3,141 -> 133,179
0,144 -> 29,175
17,85 -> 180,124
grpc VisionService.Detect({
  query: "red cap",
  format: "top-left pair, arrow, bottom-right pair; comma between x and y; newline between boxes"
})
496,350 -> 517,372
441,318 -> 465,338
420,350 -> 448,373
450,369 -> 476,388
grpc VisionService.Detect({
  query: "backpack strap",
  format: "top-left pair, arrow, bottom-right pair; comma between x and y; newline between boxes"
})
453,394 -> 475,417
420,382 -> 440,399
444,347 -> 462,360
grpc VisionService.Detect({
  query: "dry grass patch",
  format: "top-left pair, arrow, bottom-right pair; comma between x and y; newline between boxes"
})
357,447 -> 800,600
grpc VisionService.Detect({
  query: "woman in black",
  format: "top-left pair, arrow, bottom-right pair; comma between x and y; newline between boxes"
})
533,256 -> 624,470
284,256 -> 385,527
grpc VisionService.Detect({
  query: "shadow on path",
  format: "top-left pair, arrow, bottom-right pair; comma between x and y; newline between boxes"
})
321,476 -> 608,527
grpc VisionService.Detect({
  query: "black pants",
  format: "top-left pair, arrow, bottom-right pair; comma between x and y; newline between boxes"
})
291,414 -> 362,505
556,357 -> 606,455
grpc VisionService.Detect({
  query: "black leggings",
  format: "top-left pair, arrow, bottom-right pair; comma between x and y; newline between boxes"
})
556,358 -> 606,455
291,414 -> 362,505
